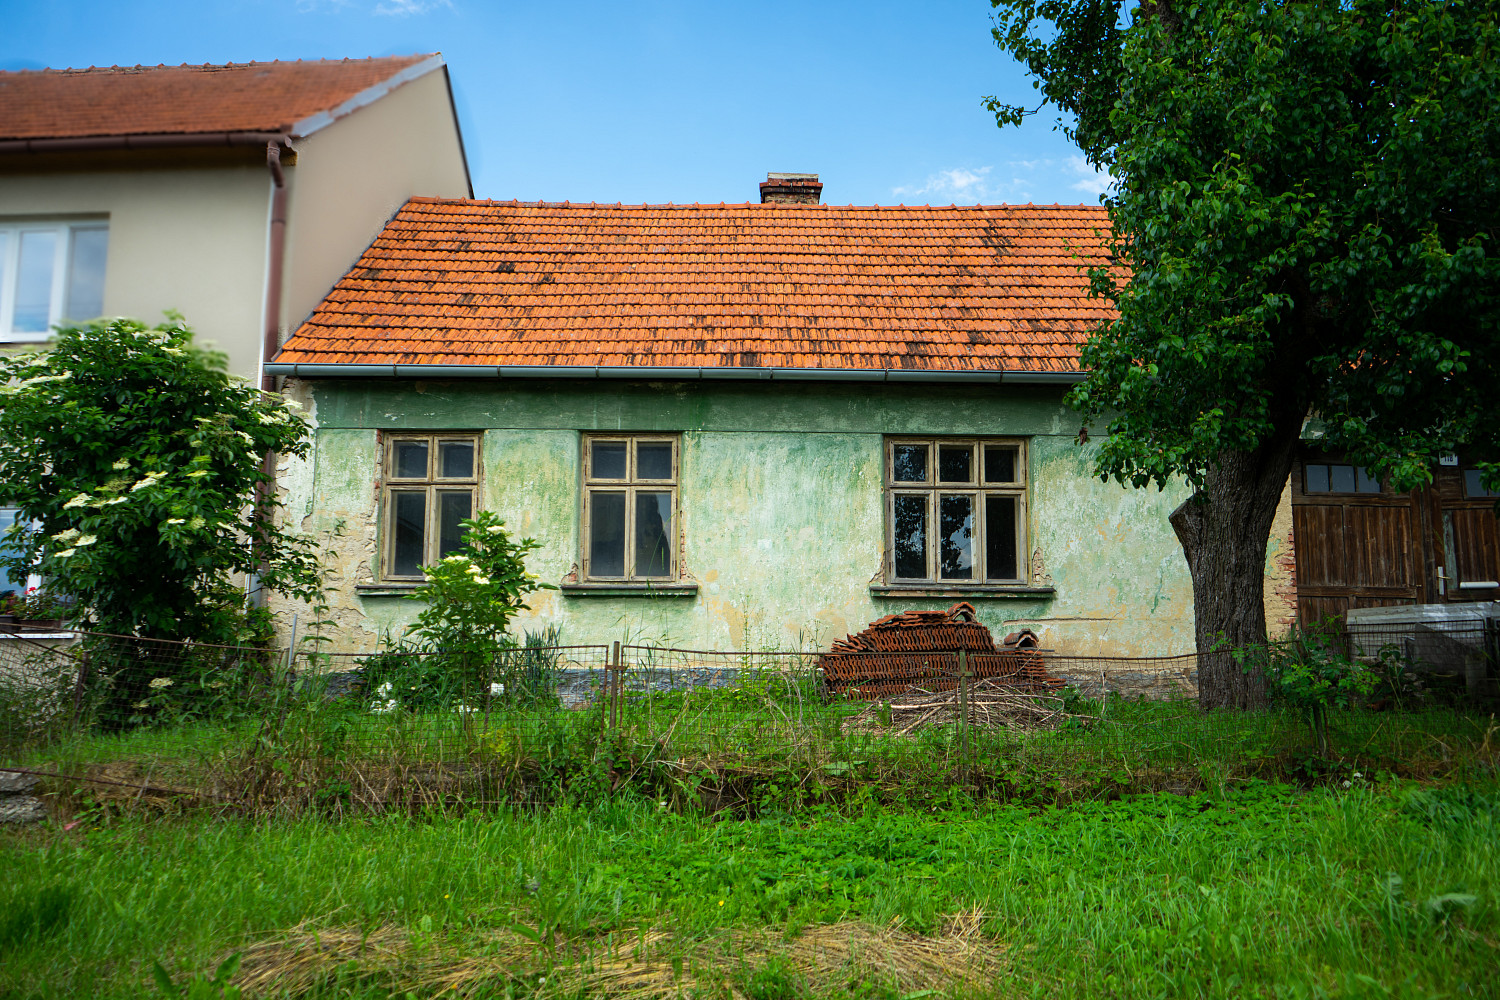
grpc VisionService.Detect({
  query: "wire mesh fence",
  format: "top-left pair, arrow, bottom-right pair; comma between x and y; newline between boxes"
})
1,622 -> 1496,817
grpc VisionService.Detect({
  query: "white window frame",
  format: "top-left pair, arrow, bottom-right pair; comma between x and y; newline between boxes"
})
581,434 -> 680,582
0,218 -> 109,342
380,433 -> 481,581
885,437 -> 1029,585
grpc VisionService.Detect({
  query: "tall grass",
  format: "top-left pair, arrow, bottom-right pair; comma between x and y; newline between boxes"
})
1,778 -> 1496,998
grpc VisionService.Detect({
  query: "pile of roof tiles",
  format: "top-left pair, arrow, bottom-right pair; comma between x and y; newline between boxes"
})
819,602 -> 1061,700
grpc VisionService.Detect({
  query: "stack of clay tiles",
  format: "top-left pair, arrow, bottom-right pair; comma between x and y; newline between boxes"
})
819,602 -> 1060,700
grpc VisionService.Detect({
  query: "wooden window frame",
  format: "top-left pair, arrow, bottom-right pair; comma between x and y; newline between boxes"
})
884,437 -> 1028,585
380,433 -> 481,582
581,434 -> 680,583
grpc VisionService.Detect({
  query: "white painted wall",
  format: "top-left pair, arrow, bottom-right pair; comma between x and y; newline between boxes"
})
0,164 -> 269,377
280,68 -> 471,343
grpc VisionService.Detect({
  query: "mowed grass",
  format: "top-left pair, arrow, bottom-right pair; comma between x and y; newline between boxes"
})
2,778 -> 1497,999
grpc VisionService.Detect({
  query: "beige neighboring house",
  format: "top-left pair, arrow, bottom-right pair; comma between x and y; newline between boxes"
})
0,54 -> 472,383
0,54 -> 472,607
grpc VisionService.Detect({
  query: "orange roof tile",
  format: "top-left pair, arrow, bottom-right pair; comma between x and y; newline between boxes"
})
0,55 -> 434,141
275,197 -> 1114,373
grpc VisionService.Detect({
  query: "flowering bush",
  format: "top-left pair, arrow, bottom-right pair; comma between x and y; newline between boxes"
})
0,587 -> 71,621
407,510 -> 552,658
0,316 -> 323,642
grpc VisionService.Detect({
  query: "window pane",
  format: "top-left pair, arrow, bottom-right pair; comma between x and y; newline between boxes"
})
391,440 -> 428,479
985,495 -> 1019,581
589,492 -> 627,576
1330,465 -> 1356,493
64,226 -> 108,322
437,491 -> 471,558
438,440 -> 474,479
1465,470 -> 1498,498
938,445 -> 973,484
983,446 -> 1017,484
892,444 -> 928,483
13,230 -> 58,333
892,494 -> 928,579
938,494 -> 974,579
392,492 -> 426,576
636,442 -> 673,480
0,508 -> 29,598
591,441 -> 627,479
1305,464 -> 1330,493
1356,467 -> 1381,494
634,491 -> 673,577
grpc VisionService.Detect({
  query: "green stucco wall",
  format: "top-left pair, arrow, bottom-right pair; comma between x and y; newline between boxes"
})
272,377 -> 1212,656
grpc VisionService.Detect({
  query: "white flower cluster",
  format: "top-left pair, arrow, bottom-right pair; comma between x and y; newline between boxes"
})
370,680 -> 400,714
148,677 -> 174,690
131,472 -> 166,492
1341,771 -> 1365,789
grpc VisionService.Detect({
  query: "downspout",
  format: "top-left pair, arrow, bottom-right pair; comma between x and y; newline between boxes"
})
252,140 -> 290,607
261,140 -> 288,392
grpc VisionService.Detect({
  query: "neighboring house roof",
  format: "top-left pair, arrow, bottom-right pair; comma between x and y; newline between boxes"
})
0,54 -> 437,142
273,197 -> 1112,376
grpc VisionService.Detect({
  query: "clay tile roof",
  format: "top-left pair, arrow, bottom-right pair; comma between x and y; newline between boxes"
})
0,55 -> 434,141
275,197 -> 1114,373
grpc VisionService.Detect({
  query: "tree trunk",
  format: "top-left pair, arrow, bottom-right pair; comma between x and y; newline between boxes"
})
1170,420 -> 1300,710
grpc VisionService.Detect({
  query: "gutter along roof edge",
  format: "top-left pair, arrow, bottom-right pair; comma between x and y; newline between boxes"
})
263,363 -> 1087,384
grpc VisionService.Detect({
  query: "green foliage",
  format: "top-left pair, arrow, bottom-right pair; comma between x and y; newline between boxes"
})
360,626 -> 566,714
0,586 -> 72,620
406,510 -> 553,659
1234,625 -> 1380,754
0,883 -> 75,953
152,952 -> 241,999
3,779 -> 1498,997
0,317 -> 324,642
991,0 -> 1500,494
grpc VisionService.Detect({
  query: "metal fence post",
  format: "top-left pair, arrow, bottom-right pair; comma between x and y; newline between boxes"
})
610,640 -> 621,730
70,647 -> 90,731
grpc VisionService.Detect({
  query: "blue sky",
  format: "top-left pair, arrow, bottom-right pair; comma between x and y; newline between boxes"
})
2,0 -> 1107,207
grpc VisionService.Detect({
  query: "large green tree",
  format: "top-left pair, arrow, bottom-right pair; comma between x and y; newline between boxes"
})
0,317 -> 323,643
990,0 -> 1500,707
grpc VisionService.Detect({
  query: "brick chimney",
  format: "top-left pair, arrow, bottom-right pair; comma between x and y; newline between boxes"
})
759,172 -> 822,205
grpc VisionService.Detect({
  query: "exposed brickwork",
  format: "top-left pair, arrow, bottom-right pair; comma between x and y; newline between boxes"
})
760,174 -> 823,204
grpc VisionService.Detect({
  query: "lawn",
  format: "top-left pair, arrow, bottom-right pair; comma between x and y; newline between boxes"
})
2,777 -> 1497,999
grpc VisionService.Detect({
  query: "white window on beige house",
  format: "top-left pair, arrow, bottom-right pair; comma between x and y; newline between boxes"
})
0,220 -> 108,341
381,434 -> 480,580
886,437 -> 1027,585
581,434 -> 678,582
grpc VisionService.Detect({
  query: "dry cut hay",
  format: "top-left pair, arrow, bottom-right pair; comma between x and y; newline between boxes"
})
231,910 -> 1006,999
843,679 -> 1088,736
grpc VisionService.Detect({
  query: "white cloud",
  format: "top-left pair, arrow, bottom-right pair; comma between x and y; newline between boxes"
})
892,166 -> 1002,205
1066,155 -> 1115,197
374,0 -> 452,15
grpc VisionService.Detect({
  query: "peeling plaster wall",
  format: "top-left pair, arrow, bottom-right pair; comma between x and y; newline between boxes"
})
1263,479 -> 1297,638
271,377 -> 1233,656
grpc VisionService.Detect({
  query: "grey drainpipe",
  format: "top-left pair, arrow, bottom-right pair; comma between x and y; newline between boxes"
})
0,131 -> 291,154
262,141 -> 289,392
253,140 -> 291,608
262,363 -> 1087,384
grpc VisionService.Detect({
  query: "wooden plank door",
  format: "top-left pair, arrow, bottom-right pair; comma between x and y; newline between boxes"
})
1291,454 -> 1424,625
1431,464 -> 1500,602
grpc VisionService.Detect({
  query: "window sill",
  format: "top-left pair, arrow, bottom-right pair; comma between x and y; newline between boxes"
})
560,583 -> 699,598
870,584 -> 1055,599
355,582 -> 424,597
